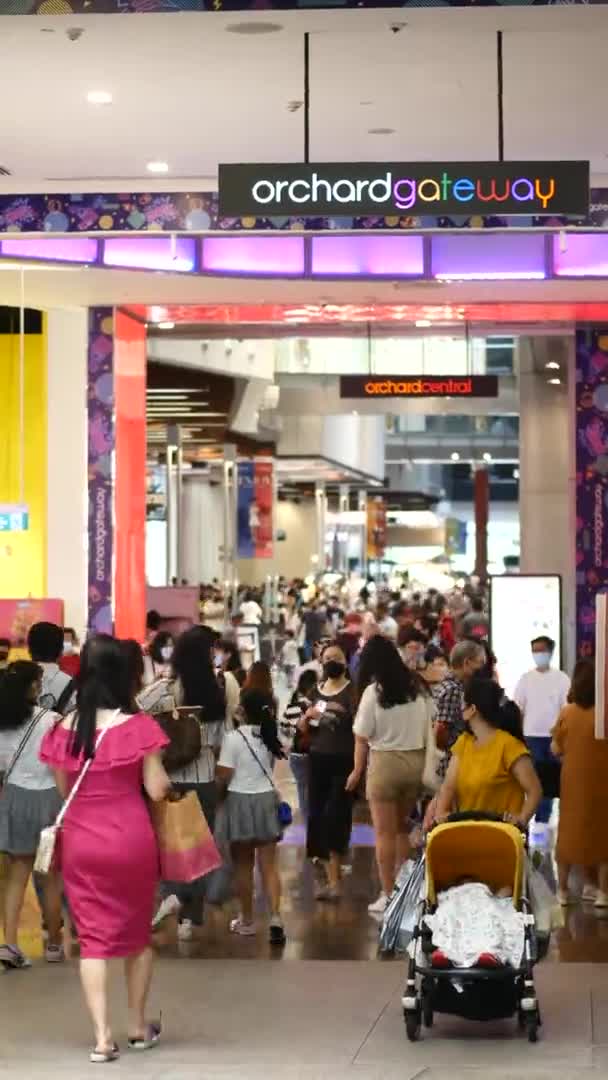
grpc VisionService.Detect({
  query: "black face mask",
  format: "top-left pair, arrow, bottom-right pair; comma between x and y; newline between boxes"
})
324,660 -> 345,680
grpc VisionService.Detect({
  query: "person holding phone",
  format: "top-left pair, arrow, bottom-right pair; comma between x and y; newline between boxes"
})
301,644 -> 356,901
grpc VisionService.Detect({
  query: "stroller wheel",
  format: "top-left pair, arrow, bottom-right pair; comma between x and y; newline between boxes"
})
423,1001 -> 434,1029
525,1012 -> 539,1043
404,1003 -> 422,1042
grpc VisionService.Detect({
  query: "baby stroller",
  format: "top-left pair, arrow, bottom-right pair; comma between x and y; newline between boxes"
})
403,814 -> 543,1044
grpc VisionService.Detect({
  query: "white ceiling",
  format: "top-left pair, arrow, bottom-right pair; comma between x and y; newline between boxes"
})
1,8 -> 608,186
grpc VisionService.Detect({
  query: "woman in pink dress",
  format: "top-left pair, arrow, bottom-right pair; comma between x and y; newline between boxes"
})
40,634 -> 170,1064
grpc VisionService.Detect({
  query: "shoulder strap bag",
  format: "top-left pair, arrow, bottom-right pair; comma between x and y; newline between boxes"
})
34,710 -> 119,874
237,730 -> 292,828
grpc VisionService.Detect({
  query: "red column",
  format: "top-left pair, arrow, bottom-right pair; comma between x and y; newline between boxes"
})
474,466 -> 489,583
114,310 -> 146,641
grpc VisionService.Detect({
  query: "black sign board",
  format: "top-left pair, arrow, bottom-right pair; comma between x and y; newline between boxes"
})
340,375 -> 499,399
218,162 -> 589,219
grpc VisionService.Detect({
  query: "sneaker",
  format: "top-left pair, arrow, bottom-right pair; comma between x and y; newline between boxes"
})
368,892 -> 389,915
431,949 -> 451,969
45,943 -> 65,964
315,885 -> 341,903
582,885 -> 597,903
477,952 -> 502,968
177,919 -> 194,941
594,892 -> 608,909
152,894 -> 182,930
229,917 -> 257,937
0,944 -> 32,970
269,916 -> 286,946
558,889 -> 575,906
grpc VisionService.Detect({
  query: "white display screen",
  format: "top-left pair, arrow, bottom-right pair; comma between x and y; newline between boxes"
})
490,575 -> 562,699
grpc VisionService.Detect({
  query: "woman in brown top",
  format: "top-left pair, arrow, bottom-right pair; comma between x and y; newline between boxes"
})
301,643 -> 356,901
551,659 -> 608,907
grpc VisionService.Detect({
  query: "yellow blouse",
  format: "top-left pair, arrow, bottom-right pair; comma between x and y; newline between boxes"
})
452,730 -> 530,818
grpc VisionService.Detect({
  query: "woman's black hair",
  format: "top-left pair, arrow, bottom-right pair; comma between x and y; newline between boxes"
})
171,626 -> 225,723
150,631 -> 173,665
239,688 -> 285,759
121,639 -> 145,703
70,635 -> 134,758
464,677 -> 524,741
424,643 -> 448,665
217,638 -> 241,673
0,661 -> 42,731
357,634 -> 425,707
291,668 -> 318,706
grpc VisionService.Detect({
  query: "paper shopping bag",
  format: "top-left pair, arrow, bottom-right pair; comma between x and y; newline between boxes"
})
150,791 -> 222,884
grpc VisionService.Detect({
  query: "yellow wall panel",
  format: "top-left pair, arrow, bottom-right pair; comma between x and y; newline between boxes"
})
0,325 -> 47,597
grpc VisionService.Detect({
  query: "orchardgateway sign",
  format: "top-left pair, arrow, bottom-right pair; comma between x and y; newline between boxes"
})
219,161 -> 589,219
340,376 -> 499,399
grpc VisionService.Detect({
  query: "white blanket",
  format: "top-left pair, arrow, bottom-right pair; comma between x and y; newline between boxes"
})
424,882 -> 526,969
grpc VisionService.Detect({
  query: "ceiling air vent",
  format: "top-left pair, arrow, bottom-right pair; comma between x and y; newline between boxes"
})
0,166 -> 12,176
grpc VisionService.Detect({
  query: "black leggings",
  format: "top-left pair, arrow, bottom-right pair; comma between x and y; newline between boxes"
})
307,753 -> 353,861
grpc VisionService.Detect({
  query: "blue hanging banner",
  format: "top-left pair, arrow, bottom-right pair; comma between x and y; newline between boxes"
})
237,461 -> 255,559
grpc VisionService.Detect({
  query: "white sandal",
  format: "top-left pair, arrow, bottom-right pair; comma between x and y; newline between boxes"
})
89,1043 -> 119,1064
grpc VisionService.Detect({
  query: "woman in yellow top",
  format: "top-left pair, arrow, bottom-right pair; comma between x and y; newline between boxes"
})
435,678 -> 542,826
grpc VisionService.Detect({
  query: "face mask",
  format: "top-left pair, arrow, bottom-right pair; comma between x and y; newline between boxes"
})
160,645 -> 173,662
63,641 -> 74,656
214,653 -> 224,669
324,660 -> 345,680
533,652 -> 551,670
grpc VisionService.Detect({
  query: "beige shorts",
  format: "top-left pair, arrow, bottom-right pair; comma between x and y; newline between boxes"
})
366,748 -> 425,802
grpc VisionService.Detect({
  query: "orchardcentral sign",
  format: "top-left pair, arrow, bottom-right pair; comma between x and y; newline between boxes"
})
218,161 -> 589,218
340,376 -> 499,399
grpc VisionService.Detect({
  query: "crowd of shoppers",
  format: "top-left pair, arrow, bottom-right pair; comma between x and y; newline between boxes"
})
1,576 -> 608,1058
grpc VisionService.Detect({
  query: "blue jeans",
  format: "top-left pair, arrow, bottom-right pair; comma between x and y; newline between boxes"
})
527,736 -> 555,824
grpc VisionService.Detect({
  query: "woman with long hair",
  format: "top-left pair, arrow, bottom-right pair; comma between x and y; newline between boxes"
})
302,643 -> 356,901
242,660 -> 274,696
551,660 -> 608,906
139,625 -> 227,939
0,661 -> 64,969
217,688 -> 286,944
39,635 -> 170,1062
434,677 -> 541,826
348,636 -> 433,912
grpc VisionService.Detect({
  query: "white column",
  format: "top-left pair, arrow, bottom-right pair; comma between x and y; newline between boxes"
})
46,309 -> 88,638
518,336 -> 576,670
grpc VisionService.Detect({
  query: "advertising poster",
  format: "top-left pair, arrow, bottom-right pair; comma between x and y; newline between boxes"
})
237,460 -> 274,560
87,308 -> 114,635
575,328 -> 608,657
490,575 -> 561,700
367,496 -> 387,561
0,598 -> 64,644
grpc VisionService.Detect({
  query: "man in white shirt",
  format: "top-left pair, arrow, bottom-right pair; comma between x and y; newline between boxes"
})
27,622 -> 74,715
514,635 -> 570,825
240,593 -> 263,626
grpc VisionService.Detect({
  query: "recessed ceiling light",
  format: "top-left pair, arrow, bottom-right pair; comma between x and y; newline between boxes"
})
451,452 -> 460,462
545,360 -> 560,370
360,100 -> 374,106
87,90 -> 112,105
146,160 -> 169,174
157,321 -> 175,330
368,127 -> 396,136
415,319 -> 432,328
548,377 -> 562,385
226,20 -> 282,33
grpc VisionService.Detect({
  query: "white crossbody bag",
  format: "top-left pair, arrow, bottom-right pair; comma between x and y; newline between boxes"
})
34,712 -> 119,875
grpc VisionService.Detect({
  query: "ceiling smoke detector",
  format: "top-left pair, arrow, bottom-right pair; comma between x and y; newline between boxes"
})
368,127 -> 396,136
287,100 -> 303,113
0,166 -> 11,176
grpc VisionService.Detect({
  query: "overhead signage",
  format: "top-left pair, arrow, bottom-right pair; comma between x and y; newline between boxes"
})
218,161 -> 589,219
340,375 -> 499,399
0,504 -> 29,532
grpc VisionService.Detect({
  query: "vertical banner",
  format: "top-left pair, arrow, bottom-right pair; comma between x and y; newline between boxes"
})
575,327 -> 608,657
366,496 -> 387,561
474,466 -> 489,582
595,592 -> 608,738
87,308 -> 114,635
114,310 -> 147,642
237,459 -> 273,559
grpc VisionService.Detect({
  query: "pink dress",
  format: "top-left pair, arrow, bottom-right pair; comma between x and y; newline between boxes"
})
40,712 -> 169,960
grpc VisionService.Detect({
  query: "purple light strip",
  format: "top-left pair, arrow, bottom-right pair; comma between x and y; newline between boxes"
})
0,236 -> 98,262
202,236 -> 304,275
103,236 -> 196,272
553,233 -> 608,277
311,234 -> 424,276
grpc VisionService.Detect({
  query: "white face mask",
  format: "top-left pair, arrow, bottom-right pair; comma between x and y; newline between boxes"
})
533,652 -> 551,670
214,653 -> 224,669
63,641 -> 74,656
160,645 -> 173,662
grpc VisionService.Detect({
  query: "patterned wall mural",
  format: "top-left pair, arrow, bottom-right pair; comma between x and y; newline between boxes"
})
0,189 -> 607,234
0,0 -> 603,12
575,327 -> 608,658
87,307 -> 114,636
